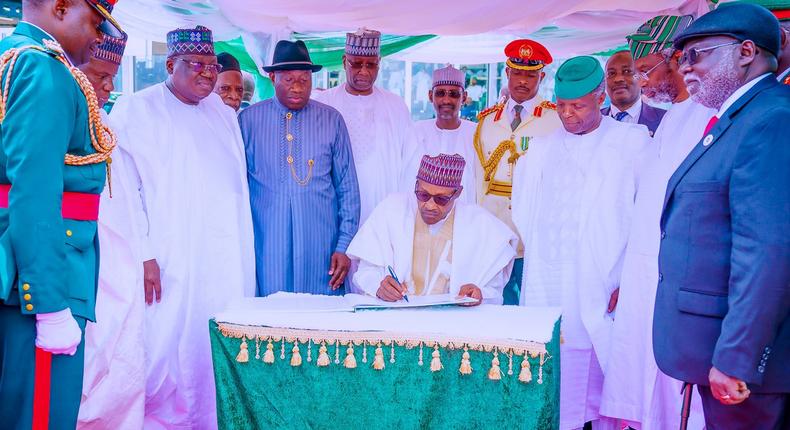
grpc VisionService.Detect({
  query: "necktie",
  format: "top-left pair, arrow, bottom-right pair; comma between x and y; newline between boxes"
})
703,116 -> 719,136
511,105 -> 523,131
614,111 -> 629,122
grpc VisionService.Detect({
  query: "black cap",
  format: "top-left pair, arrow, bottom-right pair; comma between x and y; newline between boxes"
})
673,3 -> 781,56
217,52 -> 241,74
262,40 -> 322,73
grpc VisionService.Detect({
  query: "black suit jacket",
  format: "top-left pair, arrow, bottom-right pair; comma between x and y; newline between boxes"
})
653,76 -> 790,392
601,102 -> 666,136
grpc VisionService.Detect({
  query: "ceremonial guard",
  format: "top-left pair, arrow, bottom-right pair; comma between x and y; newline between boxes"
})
474,39 -> 561,304
0,0 -> 123,428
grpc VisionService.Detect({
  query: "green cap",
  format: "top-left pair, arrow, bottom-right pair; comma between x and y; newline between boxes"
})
554,56 -> 604,100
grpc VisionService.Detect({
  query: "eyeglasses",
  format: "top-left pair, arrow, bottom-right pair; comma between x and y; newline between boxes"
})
679,42 -> 739,66
414,188 -> 457,206
347,61 -> 380,70
432,89 -> 462,99
178,58 -> 223,74
634,59 -> 666,81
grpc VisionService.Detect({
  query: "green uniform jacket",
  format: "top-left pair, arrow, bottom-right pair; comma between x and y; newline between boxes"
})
0,23 -> 106,321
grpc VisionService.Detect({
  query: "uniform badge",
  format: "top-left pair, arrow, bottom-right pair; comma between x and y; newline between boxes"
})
703,135 -> 714,147
521,136 -> 530,151
519,44 -> 533,59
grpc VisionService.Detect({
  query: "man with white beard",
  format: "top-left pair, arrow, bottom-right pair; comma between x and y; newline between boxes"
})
512,56 -> 649,430
600,15 -> 712,430
653,4 -> 789,428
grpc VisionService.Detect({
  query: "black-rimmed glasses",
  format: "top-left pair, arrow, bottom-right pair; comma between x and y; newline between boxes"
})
679,42 -> 739,66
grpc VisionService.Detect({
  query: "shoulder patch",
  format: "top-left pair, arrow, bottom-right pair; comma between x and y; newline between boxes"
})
539,100 -> 556,110
477,103 -> 504,121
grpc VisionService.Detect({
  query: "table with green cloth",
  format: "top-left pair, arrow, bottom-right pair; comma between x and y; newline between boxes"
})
210,293 -> 561,429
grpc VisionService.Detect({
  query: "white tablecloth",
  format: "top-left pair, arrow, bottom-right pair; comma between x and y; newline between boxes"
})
214,293 -> 561,345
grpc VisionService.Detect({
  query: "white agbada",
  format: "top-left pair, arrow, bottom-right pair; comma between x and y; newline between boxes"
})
600,99 -> 714,430
78,111 -> 145,430
347,193 -> 516,303
512,116 -> 649,430
401,119 -> 478,205
313,85 -> 412,222
111,83 -> 256,430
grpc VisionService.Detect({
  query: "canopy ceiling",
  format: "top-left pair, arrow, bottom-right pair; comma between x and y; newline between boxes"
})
115,0 -> 716,63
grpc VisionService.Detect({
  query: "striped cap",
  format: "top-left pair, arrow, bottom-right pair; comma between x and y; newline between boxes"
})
345,28 -> 381,57
627,15 -> 694,59
93,31 -> 127,65
166,25 -> 214,57
417,153 -> 466,188
432,65 -> 465,88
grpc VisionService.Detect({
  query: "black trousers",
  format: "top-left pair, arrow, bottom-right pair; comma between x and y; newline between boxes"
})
697,384 -> 788,430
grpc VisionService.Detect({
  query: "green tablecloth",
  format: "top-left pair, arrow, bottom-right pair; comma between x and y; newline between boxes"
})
210,318 -> 560,429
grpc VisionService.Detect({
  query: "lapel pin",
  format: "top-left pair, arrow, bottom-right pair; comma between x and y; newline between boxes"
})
703,135 -> 714,147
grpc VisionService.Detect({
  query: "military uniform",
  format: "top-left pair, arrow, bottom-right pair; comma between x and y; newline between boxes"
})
473,39 -> 562,305
474,96 -> 560,234
0,12 -> 119,429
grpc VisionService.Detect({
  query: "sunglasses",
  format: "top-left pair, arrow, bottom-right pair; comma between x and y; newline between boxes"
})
432,89 -> 462,99
679,42 -> 739,67
178,58 -> 223,74
414,188 -> 458,206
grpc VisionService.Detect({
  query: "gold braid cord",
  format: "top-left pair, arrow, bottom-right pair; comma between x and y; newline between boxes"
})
473,105 -> 520,182
0,40 -> 116,171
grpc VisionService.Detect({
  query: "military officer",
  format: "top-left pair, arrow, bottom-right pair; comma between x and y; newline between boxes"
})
474,39 -> 562,305
0,0 -> 122,428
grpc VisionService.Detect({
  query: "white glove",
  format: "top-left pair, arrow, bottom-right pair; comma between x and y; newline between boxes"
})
35,308 -> 82,355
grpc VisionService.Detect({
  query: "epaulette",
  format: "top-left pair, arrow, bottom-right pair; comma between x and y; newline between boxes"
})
532,100 -> 557,118
477,103 -> 504,122
540,100 -> 557,110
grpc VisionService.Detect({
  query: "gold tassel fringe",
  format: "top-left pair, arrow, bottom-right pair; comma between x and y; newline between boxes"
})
236,338 -> 249,363
317,343 -> 330,367
459,346 -> 472,375
344,345 -> 357,369
518,356 -> 532,383
290,344 -> 302,367
263,340 -> 275,363
430,345 -> 443,372
488,352 -> 501,380
373,344 -> 385,370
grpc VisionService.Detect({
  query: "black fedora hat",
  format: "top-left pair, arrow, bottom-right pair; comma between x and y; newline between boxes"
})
263,40 -> 323,73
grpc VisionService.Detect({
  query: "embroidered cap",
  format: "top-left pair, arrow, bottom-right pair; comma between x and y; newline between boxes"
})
432,65 -> 465,89
627,15 -> 694,60
93,31 -> 127,66
417,153 -> 466,188
345,28 -> 381,57
167,25 -> 215,57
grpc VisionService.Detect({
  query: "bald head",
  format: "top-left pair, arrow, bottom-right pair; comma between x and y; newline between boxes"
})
604,50 -> 641,111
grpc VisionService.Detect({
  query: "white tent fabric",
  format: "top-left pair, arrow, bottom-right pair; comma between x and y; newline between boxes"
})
114,0 -> 713,63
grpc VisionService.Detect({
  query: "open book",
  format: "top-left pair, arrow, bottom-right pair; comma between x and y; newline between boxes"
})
345,293 -> 478,311
244,292 -> 479,313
